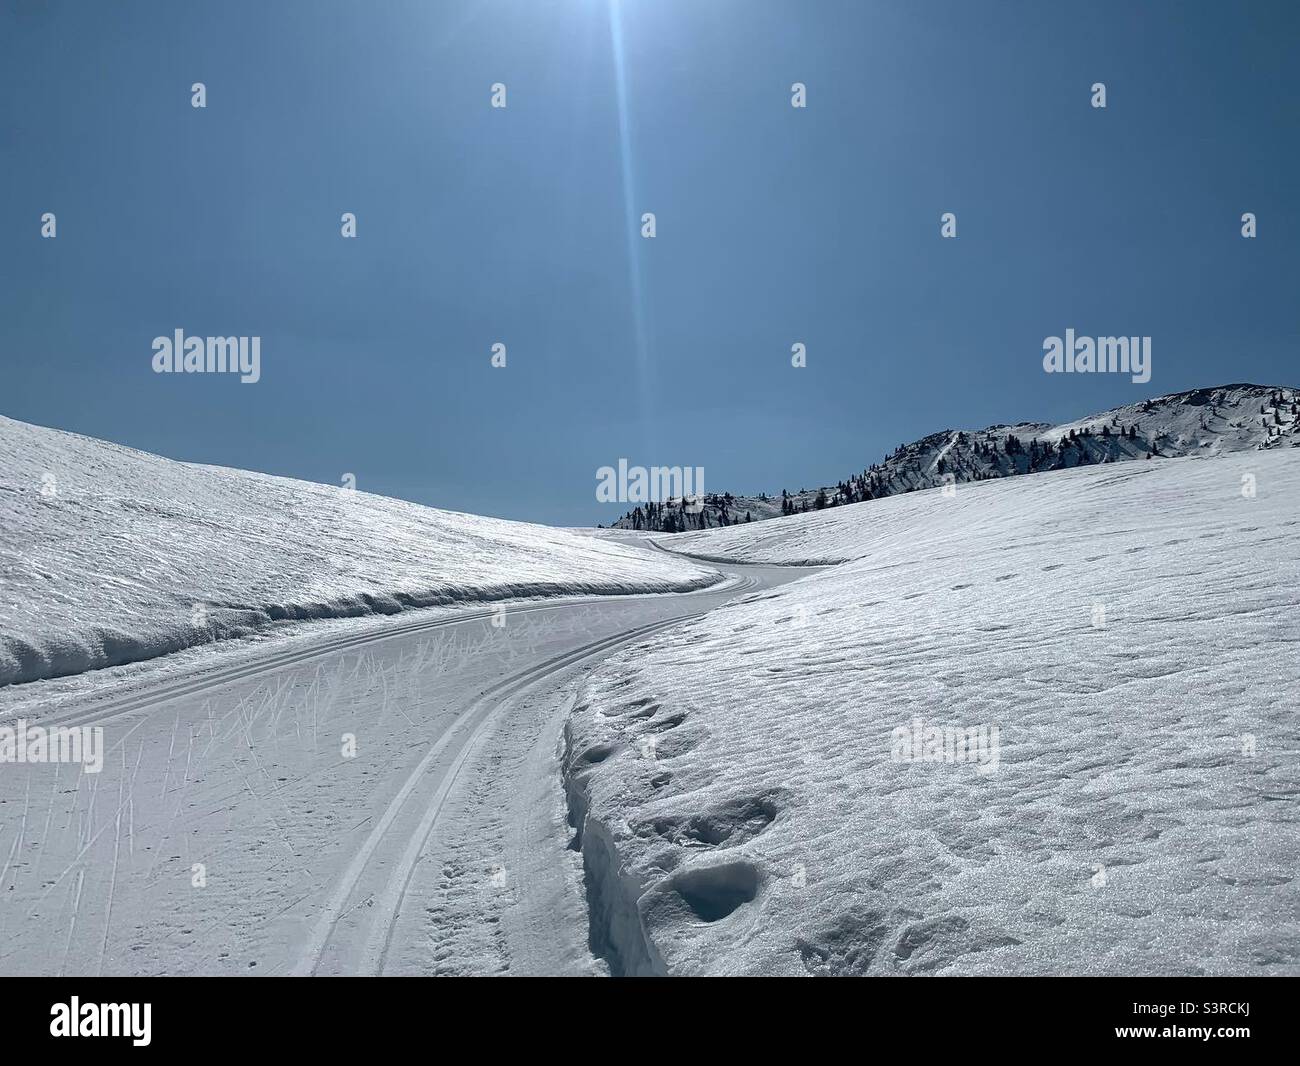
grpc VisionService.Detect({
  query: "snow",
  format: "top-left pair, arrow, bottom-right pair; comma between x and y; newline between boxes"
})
5,409 -> 1295,977
608,382 -> 1299,532
925,431 -> 962,474
1041,384 -> 1298,457
0,415 -> 719,687
564,450 -> 1300,975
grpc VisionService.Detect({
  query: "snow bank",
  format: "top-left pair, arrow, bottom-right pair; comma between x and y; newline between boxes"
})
565,451 -> 1300,974
0,416 -> 718,686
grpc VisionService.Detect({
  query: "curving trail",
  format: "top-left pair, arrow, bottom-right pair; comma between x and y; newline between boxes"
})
0,548 -> 812,976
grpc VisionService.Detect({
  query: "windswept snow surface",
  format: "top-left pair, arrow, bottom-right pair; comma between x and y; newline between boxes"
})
0,416 -> 717,686
565,451 -> 1300,975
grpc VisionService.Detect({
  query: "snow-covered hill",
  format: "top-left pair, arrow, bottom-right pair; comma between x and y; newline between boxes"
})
566,449 -> 1300,974
608,384 -> 1299,532
0,416 -> 718,687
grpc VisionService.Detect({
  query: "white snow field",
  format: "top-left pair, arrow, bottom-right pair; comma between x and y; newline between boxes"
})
0,415 -> 718,687
564,450 -> 1300,975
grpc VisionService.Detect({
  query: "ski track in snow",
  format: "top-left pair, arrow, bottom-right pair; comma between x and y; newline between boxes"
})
0,550 -> 804,975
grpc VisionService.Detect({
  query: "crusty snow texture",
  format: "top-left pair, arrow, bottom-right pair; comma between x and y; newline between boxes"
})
566,452 -> 1300,975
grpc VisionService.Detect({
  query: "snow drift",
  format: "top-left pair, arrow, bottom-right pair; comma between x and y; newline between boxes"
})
565,450 -> 1300,975
0,416 -> 718,686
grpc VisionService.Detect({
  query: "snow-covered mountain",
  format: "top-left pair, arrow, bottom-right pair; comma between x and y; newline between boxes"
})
0,416 -> 717,687
568,447 -> 1300,975
608,384 -> 1299,531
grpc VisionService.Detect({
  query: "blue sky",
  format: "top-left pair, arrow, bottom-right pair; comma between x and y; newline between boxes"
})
2,0 -> 1297,525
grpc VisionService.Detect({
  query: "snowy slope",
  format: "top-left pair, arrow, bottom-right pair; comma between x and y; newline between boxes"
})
0,416 -> 718,686
565,450 -> 1300,975
608,383 -> 1299,532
